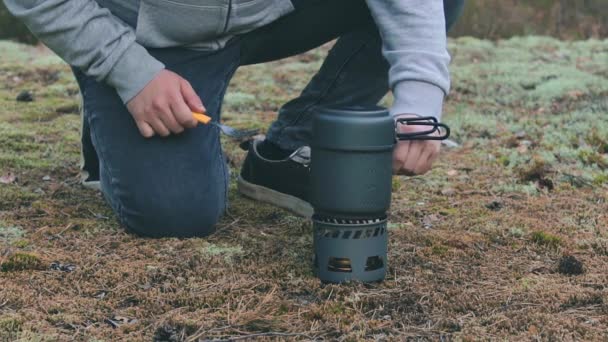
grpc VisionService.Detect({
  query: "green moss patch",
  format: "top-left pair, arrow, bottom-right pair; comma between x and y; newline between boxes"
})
1,252 -> 43,272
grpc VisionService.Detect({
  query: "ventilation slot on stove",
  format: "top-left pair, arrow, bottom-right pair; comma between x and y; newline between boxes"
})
365,256 -> 384,271
328,257 -> 352,273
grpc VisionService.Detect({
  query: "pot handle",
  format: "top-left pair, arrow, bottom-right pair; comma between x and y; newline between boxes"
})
395,116 -> 450,141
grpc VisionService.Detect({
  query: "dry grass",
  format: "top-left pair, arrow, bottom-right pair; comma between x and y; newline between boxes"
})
1,37 -> 607,341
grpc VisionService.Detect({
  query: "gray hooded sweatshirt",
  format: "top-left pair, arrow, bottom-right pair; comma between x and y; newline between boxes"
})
3,0 -> 450,120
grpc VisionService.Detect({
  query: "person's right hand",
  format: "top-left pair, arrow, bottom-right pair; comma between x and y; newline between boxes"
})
126,69 -> 205,138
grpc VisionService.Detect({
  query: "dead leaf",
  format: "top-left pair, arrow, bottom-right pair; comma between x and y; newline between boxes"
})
567,90 -> 585,99
0,172 -> 17,184
517,144 -> 528,153
48,183 -> 62,195
447,170 -> 458,177
423,214 -> 441,229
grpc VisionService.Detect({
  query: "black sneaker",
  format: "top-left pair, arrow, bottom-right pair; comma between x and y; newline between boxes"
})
237,138 -> 313,218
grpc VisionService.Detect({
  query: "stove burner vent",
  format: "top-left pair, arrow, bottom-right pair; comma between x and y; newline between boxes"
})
313,215 -> 388,283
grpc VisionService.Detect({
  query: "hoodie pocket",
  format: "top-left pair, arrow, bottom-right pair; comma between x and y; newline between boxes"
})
136,0 -> 229,48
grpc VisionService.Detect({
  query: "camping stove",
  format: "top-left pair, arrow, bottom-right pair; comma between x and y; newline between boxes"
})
310,107 -> 450,283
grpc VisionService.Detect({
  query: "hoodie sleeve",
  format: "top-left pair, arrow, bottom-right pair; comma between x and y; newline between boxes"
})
365,0 -> 451,120
3,0 -> 165,103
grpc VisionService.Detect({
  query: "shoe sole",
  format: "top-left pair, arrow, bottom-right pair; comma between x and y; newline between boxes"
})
237,176 -> 313,218
82,180 -> 101,191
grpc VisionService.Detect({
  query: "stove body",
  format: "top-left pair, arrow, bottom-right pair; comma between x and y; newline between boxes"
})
311,107 -> 394,283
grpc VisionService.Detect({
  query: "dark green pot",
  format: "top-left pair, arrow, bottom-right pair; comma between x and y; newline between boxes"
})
310,107 -> 395,219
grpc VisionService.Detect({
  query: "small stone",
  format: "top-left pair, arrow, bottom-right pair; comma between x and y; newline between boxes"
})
108,315 -> 137,326
423,214 -> 440,229
441,188 -> 456,196
42,175 -> 51,181
447,169 -> 458,177
515,131 -> 527,139
517,144 -> 529,153
16,90 -> 34,102
558,255 -> 584,275
94,290 -> 108,299
0,172 -> 17,184
442,139 -> 460,148
585,318 -> 599,326
49,262 -> 76,272
520,82 -> 537,90
485,200 -> 503,211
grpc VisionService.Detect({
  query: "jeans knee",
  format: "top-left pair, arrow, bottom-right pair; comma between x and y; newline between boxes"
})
121,189 -> 226,238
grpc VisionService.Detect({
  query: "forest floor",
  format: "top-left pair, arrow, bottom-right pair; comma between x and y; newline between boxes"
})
1,37 -> 607,341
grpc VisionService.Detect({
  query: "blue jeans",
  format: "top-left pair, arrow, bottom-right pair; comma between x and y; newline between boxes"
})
76,0 -> 464,237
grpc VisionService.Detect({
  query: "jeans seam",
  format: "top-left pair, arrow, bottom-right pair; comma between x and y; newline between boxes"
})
217,50 -> 242,214
81,87 -> 127,226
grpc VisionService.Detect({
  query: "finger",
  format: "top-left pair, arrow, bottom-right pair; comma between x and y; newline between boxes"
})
149,119 -> 171,137
170,98 -> 198,129
160,108 -> 184,134
427,145 -> 440,165
393,141 -> 410,174
136,121 -> 155,138
180,80 -> 205,113
423,142 -> 441,170
418,142 -> 442,174
413,143 -> 434,174
402,141 -> 423,174
414,148 -> 434,175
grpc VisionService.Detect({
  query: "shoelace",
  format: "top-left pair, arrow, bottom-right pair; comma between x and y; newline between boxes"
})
251,139 -> 311,166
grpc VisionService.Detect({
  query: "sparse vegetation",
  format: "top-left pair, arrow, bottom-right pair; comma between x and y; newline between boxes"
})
0,37 -> 607,340
0,252 -> 42,272
0,315 -> 23,340
531,231 -> 562,248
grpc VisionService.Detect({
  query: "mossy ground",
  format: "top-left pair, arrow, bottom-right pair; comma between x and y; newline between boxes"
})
1,37 -> 607,341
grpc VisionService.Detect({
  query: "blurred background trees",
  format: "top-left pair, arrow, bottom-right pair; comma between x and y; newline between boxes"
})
0,3 -> 36,44
1,0 -> 607,43
450,0 -> 608,39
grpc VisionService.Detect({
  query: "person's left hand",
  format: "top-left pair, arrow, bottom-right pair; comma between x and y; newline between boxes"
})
392,114 -> 441,176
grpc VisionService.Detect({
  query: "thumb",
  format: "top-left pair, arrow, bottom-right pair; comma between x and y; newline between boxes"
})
180,80 -> 205,113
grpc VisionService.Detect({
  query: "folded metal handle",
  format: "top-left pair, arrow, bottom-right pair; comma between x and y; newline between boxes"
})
395,116 -> 450,141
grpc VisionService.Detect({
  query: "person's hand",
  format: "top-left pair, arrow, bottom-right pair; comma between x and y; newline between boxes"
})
126,70 -> 204,138
392,114 -> 441,176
